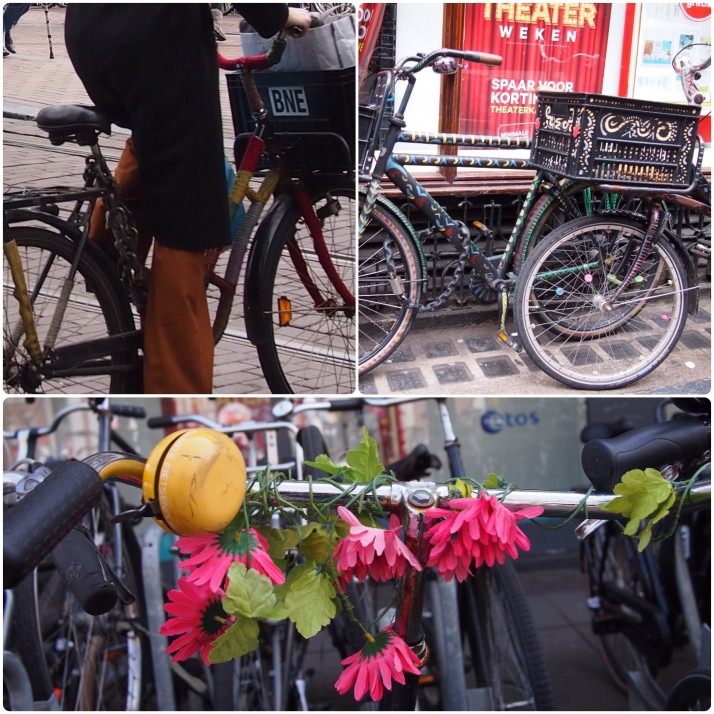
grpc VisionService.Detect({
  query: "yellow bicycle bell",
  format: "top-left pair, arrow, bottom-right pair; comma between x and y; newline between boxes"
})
143,428 -> 247,535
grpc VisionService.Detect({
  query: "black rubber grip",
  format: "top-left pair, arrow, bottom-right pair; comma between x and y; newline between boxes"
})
324,399 -> 365,412
52,527 -> 118,616
147,415 -> 178,428
581,415 -> 711,492
3,461 -> 104,589
110,404 -> 147,419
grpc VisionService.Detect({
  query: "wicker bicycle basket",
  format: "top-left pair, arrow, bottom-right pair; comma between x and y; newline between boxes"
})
530,91 -> 701,190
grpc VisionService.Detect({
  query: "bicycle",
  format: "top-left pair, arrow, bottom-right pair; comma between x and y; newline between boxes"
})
3,31 -> 355,394
358,47 -> 707,390
578,398 -> 711,709
3,399 -> 153,711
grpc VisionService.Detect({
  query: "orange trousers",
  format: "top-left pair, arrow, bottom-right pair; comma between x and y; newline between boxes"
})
90,137 -> 214,393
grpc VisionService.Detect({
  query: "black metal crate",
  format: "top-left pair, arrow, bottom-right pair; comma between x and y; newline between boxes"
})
531,92 -> 701,189
226,68 -> 355,160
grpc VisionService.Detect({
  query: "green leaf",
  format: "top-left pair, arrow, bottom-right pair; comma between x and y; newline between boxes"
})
602,468 -> 675,550
223,563 -> 278,620
343,428 -> 385,484
303,453 -> 343,476
284,561 -> 337,638
209,617 -> 260,663
483,473 -> 500,489
300,522 -> 333,563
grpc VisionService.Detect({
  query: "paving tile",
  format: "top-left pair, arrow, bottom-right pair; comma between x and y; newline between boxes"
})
433,362 -> 473,384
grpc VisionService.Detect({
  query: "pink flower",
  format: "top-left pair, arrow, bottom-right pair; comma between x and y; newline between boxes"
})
332,506 -> 421,582
335,627 -> 422,702
177,526 -> 285,592
425,495 -> 543,581
160,578 -> 233,664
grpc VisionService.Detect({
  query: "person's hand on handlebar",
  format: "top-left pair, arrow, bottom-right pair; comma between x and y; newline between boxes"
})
285,7 -> 312,37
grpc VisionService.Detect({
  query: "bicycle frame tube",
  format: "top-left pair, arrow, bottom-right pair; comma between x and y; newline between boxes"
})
3,239 -> 42,365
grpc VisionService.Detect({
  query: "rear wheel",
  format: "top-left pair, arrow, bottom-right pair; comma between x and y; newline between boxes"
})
3,226 -> 140,394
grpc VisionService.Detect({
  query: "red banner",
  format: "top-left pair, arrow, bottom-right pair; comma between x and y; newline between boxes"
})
459,3 -> 612,139
358,3 -> 386,89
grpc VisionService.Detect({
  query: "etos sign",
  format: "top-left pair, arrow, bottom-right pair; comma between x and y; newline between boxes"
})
679,3 -> 711,21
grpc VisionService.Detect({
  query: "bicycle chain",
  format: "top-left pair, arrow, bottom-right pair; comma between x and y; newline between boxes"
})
384,223 -> 472,314
101,175 -> 147,313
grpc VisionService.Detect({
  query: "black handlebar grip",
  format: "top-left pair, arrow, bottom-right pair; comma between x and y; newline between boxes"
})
52,527 -> 118,615
147,415 -> 178,428
110,404 -> 147,419
3,461 -> 104,589
325,399 -> 365,412
581,415 -> 711,492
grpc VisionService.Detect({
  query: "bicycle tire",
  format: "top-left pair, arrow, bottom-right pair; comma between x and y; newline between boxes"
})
7,492 -> 152,710
514,215 -> 690,389
252,183 -> 356,394
665,669 -> 711,710
460,561 -> 555,710
3,225 -> 141,394
582,523 -> 665,692
358,198 -> 423,375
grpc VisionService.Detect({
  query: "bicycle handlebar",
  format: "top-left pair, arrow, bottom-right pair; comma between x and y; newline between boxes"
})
217,33 -> 288,71
398,47 -> 502,75
5,446 -> 710,590
581,414 -> 711,492
3,400 -> 146,442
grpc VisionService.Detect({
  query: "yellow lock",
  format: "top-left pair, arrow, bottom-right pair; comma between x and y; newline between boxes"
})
143,428 -> 247,535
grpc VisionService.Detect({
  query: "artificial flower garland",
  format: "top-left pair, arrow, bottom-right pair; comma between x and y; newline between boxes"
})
159,430 -> 693,703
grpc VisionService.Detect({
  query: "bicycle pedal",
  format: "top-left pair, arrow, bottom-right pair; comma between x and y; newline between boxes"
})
497,330 -> 522,352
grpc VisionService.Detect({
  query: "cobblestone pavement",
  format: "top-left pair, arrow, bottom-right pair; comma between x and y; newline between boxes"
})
3,7 -> 354,395
359,288 -> 712,396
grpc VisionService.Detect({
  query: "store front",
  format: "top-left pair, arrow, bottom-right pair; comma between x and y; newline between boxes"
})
360,2 -> 711,154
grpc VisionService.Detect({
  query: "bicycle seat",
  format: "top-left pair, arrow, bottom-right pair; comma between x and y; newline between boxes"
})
388,444 -> 442,482
35,105 -> 111,147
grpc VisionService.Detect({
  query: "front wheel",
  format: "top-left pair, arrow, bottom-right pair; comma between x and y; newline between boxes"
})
251,183 -> 356,394
514,215 -> 690,390
358,197 -> 423,375
461,561 -> 554,710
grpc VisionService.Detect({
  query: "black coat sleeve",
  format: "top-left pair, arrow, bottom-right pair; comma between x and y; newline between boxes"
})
234,3 -> 289,38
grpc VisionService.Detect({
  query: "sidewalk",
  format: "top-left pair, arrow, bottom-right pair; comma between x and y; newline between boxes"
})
3,8 -> 312,394
359,289 -> 712,396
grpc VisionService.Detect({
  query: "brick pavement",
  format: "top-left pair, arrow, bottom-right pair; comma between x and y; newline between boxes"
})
3,8 -> 353,396
359,289 -> 712,396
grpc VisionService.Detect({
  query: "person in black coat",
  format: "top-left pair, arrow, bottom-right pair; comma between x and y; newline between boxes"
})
64,4 -> 311,393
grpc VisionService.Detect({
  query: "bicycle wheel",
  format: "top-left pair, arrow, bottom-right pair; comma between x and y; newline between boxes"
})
459,561 -> 555,710
582,523 -> 669,693
252,184 -> 356,394
3,226 -> 141,394
358,198 -> 423,374
7,493 -> 152,710
514,215 -> 690,389
666,669 -> 711,710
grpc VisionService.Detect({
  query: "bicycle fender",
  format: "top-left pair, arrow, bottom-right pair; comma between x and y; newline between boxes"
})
4,208 -> 84,241
358,186 -> 428,281
244,192 -> 294,346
